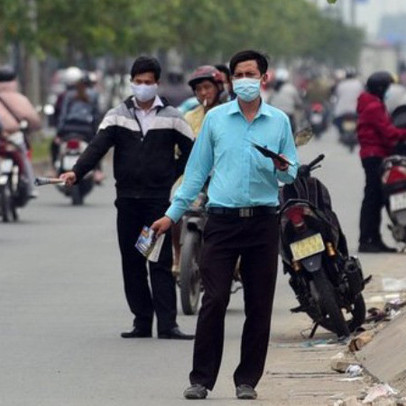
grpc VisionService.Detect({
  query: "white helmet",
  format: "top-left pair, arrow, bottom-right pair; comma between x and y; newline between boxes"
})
64,66 -> 83,86
275,68 -> 289,82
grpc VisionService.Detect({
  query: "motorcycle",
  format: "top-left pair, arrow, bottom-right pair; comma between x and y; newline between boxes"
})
279,154 -> 367,339
0,132 -> 31,222
335,113 -> 358,152
381,104 -> 406,244
54,134 -> 94,205
306,102 -> 329,138
178,190 -> 243,315
178,191 -> 208,315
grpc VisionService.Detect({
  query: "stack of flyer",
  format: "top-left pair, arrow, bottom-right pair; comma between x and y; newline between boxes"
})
135,226 -> 165,263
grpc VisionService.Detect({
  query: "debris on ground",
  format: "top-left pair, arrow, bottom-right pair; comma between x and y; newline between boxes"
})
331,351 -> 360,373
361,383 -> 398,404
348,331 -> 375,352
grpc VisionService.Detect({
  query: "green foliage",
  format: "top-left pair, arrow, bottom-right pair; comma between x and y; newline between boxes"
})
0,0 -> 364,66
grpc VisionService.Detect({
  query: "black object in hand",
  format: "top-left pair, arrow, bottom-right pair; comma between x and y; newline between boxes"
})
251,142 -> 293,166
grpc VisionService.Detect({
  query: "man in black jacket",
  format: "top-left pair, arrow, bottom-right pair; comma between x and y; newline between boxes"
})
61,56 -> 195,340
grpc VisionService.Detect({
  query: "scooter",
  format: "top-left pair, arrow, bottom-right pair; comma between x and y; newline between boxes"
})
178,191 -> 208,315
306,102 -> 329,138
54,133 -> 94,205
336,113 -> 358,152
279,154 -> 367,339
381,104 -> 406,244
178,190 -> 243,315
0,132 -> 31,222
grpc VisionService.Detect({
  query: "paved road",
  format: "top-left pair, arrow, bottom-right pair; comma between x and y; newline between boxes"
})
0,128 -> 395,405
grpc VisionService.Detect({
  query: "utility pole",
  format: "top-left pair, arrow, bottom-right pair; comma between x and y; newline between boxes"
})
26,0 -> 41,106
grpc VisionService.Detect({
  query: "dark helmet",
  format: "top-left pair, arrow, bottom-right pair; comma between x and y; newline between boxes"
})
188,65 -> 223,90
0,65 -> 17,82
366,71 -> 394,99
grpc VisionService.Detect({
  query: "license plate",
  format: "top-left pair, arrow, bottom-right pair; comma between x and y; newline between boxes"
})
62,155 -> 79,171
290,233 -> 325,261
390,192 -> 406,212
311,114 -> 323,124
342,120 -> 356,132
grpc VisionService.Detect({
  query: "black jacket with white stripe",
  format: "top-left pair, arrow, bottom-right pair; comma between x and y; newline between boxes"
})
73,96 -> 194,199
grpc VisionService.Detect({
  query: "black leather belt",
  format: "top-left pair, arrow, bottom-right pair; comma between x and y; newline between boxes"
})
207,206 -> 278,217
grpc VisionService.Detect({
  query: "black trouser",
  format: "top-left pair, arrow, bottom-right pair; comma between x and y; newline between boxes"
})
359,157 -> 384,244
190,213 -> 279,390
115,197 -> 177,334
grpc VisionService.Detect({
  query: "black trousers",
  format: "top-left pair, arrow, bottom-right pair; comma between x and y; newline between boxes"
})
190,213 -> 279,390
115,197 -> 177,334
359,157 -> 384,244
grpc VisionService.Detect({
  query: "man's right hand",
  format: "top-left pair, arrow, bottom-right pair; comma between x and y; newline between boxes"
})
59,171 -> 77,187
151,216 -> 173,237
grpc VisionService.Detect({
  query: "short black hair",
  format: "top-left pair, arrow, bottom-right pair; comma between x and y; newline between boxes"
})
130,56 -> 161,81
215,64 -> 231,81
229,50 -> 268,76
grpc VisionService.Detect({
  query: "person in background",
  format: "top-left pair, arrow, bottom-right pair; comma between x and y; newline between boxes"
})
357,71 -> 406,253
268,68 -> 303,133
332,67 -> 363,132
59,56 -> 195,340
384,80 -> 406,115
152,49 -> 298,400
215,64 -> 236,100
0,65 -> 41,197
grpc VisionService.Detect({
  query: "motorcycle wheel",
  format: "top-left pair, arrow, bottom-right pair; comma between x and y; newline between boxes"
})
179,230 -> 201,315
310,270 -> 350,338
71,184 -> 83,206
0,182 -> 15,223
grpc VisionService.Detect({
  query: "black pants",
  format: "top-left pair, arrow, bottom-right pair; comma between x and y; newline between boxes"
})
359,157 -> 384,244
115,197 -> 177,334
190,213 -> 279,390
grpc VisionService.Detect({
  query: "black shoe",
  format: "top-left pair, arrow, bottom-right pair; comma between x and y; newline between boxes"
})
158,327 -> 194,340
358,241 -> 397,253
236,384 -> 257,400
120,328 -> 152,338
183,384 -> 208,399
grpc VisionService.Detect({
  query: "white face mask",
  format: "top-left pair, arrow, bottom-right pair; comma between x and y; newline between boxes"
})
130,83 -> 158,102
232,78 -> 261,102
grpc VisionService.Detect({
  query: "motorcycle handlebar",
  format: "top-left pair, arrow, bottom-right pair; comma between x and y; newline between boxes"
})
308,154 -> 325,169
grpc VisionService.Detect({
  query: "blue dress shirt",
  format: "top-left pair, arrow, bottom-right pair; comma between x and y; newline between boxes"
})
166,99 -> 298,223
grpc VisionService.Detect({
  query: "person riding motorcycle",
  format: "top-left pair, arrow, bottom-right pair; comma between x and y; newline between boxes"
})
332,67 -> 363,133
52,67 -> 103,182
184,65 -> 224,137
268,68 -> 303,133
357,71 -> 406,253
0,65 -> 41,197
171,65 -> 224,274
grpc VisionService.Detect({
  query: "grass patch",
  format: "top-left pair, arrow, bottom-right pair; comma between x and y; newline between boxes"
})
31,134 -> 52,163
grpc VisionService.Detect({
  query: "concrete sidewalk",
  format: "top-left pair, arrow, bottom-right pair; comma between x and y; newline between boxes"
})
259,251 -> 406,405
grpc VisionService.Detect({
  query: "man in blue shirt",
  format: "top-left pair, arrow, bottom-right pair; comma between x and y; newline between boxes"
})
152,50 -> 298,400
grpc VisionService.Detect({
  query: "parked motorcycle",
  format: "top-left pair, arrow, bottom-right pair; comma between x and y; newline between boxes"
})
335,113 -> 358,152
178,191 -> 208,315
306,102 -> 329,138
381,104 -> 406,244
279,154 -> 367,339
0,132 -> 31,222
54,134 -> 94,205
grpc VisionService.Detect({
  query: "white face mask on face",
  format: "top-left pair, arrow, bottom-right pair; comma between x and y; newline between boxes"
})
232,78 -> 261,102
130,83 -> 158,102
